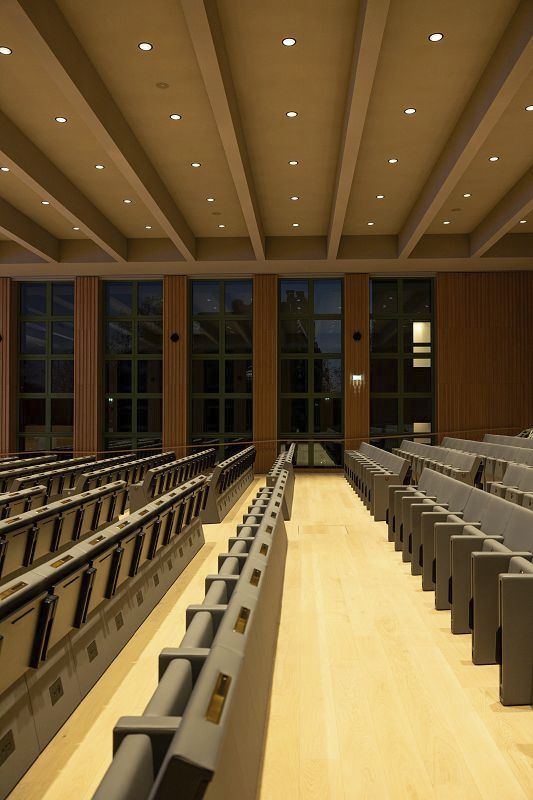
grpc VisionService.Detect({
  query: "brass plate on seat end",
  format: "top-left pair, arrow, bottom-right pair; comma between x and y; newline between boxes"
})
234,606 -> 250,634
250,568 -> 261,587
205,672 -> 231,724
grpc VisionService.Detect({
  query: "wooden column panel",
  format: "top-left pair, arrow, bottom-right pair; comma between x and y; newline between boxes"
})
436,271 -> 533,440
74,277 -> 102,455
253,274 -> 277,473
0,278 -> 16,455
344,273 -> 370,450
163,275 -> 188,456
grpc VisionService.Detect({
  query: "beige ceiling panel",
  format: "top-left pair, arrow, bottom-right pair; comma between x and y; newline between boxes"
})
343,0 -> 520,235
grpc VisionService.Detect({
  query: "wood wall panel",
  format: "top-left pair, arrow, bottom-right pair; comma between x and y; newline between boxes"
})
74,277 -> 102,454
163,275 -> 188,456
436,271 -> 533,441
253,274 -> 277,472
0,278 -> 16,455
344,273 -> 370,449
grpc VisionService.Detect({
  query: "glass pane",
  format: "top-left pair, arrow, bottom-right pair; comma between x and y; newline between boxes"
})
280,398 -> 308,433
403,280 -> 432,314
20,283 -> 46,316
20,321 -> 46,354
51,436 -> 73,453
105,438 -> 133,453
192,398 -> 220,433
105,360 -> 132,393
52,321 -> 74,354
192,360 -> 219,393
371,280 -> 398,314
314,320 -> 341,353
225,360 -> 252,393
106,321 -> 132,354
370,359 -> 398,393
225,320 -> 252,354
105,398 -> 132,432
295,443 -> 310,466
51,360 -> 74,393
404,359 -> 432,393
105,282 -> 132,316
138,360 -> 162,393
280,319 -> 308,353
19,435 -> 48,452
137,320 -> 162,354
138,281 -> 162,315
404,320 -> 431,353
404,397 -> 433,431
281,359 -> 307,393
225,281 -> 252,314
280,280 -> 309,314
192,320 -> 219,353
19,398 -> 46,432
314,359 -> 341,393
371,319 -> 398,353
137,398 -> 162,432
370,397 -> 398,434
224,399 -> 252,433
192,281 -> 219,314
51,398 -> 73,431
313,398 -> 342,433
313,279 -> 342,314
313,442 -> 341,467
19,360 -> 46,393
52,283 -> 74,316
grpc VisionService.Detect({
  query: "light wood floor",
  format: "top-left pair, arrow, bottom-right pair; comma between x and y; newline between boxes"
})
8,474 -> 533,800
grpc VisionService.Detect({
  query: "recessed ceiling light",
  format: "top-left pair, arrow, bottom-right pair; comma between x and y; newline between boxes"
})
292,223 -> 299,227
0,46 -> 13,56
145,225 -> 152,229
288,160 -> 298,166
404,107 -> 416,115
443,220 -> 451,225
41,200 -> 50,205
286,111 -> 298,118
169,113 -> 182,120
282,37 -> 296,46
290,195 -> 299,201
525,105 -> 533,111
463,192 -> 471,198
218,224 -> 225,228
376,194 -> 385,199
54,116 -> 67,123
73,226 -> 80,231
428,33 -> 444,42
95,164 -> 105,170
123,198 -> 132,204
388,158 -> 398,164
0,166 -> 9,172
489,155 -> 499,162
519,219 -> 527,224
367,221 -> 375,226
206,197 -> 215,202
138,42 -> 153,51
191,162 -> 201,168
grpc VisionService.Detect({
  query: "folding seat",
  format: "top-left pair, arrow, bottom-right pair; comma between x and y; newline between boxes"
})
503,466 -> 533,505
91,734 -> 154,800
389,468 -> 441,550
498,556 -> 533,705
0,486 -> 46,519
488,463 -> 526,498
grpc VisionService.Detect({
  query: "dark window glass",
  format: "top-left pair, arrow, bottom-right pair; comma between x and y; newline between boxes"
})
225,360 -> 252,393
51,398 -> 73,431
105,360 -> 132,393
51,436 -> 73,453
137,398 -> 162,432
280,398 -> 308,433
313,442 -> 342,467
225,320 -> 252,354
20,360 -> 46,393
314,398 -> 342,433
19,398 -> 46,432
192,398 -> 219,433
192,360 -> 219,393
192,281 -> 219,314
105,282 -> 132,316
370,397 -> 398,434
314,279 -> 342,315
281,359 -> 308,393
224,399 -> 252,433
371,319 -> 398,353
404,397 -> 433,429
51,321 -> 74,354
105,398 -> 132,432
138,282 -> 163,316
314,359 -> 342,393
52,283 -> 74,316
314,320 -> 341,353
294,443 -> 310,466
371,280 -> 398,314
138,360 -> 162,393
20,321 -> 46,354
106,321 -> 132,354
51,360 -> 74,393
225,281 -> 252,314
370,359 -> 398,393
192,320 -> 219,353
19,435 -> 48,452
280,280 -> 309,314
137,320 -> 162,354
403,359 -> 432,393
280,319 -> 309,353
20,283 -> 46,316
403,280 -> 432,314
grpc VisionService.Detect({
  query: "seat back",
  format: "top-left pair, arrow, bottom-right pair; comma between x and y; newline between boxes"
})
501,505 -> 533,552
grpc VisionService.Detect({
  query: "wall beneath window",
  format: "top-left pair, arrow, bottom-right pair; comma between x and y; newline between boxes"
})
436,271 -> 533,440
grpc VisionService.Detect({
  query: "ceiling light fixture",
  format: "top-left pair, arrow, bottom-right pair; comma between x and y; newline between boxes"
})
95,164 -> 105,170
519,219 -> 527,224
138,42 -> 153,51
282,37 -> 296,46
0,46 -> 13,55
388,158 -> 398,164
376,194 -> 385,199
286,111 -> 298,118
191,162 -> 201,168
73,226 -> 80,231
0,166 -> 9,172
525,105 -> 533,111
288,160 -> 298,165
41,200 -> 50,205
145,225 -> 152,229
292,223 -> 299,227
428,33 -> 444,42
367,221 -> 375,226
54,116 -> 67,123
443,220 -> 451,225
463,192 -> 471,198
290,195 -> 299,201
123,198 -> 132,204
218,224 -> 225,228
489,155 -> 499,162
404,107 -> 416,115
169,113 -> 182,120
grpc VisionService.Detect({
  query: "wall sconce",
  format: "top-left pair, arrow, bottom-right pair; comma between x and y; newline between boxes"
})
351,373 -> 364,393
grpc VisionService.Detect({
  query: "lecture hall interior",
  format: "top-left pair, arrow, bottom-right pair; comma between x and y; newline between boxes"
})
0,1 -> 532,798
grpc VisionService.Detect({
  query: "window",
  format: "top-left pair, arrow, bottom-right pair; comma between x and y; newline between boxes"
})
370,278 -> 434,449
190,280 -> 252,458
279,278 -> 343,467
103,281 -> 163,452
17,282 -> 74,452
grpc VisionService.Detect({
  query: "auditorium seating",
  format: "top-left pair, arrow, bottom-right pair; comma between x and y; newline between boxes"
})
0,476 -> 208,799
0,481 -> 128,584
0,486 -> 46,519
91,468 -> 289,800
129,449 -> 216,512
498,557 -> 533,705
69,451 -> 176,496
441,437 -> 533,485
484,433 -> 533,449
0,454 -> 57,470
0,455 -> 94,493
266,443 -> 295,519
488,463 -> 533,505
394,440 -> 481,484
202,445 -> 256,523
344,443 -> 410,521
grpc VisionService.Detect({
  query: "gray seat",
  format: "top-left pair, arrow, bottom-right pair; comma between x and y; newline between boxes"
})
498,556 -> 533,705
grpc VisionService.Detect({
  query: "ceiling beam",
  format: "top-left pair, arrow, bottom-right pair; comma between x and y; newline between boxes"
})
327,0 -> 390,260
398,0 -> 533,258
10,0 -> 196,261
0,195 -> 59,262
470,166 -> 533,257
181,0 -> 265,260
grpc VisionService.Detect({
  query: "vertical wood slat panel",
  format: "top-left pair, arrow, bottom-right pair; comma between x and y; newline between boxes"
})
74,277 -> 102,455
344,273 -> 370,450
163,275 -> 188,456
253,274 -> 278,473
0,278 -> 16,455
436,271 -> 533,441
